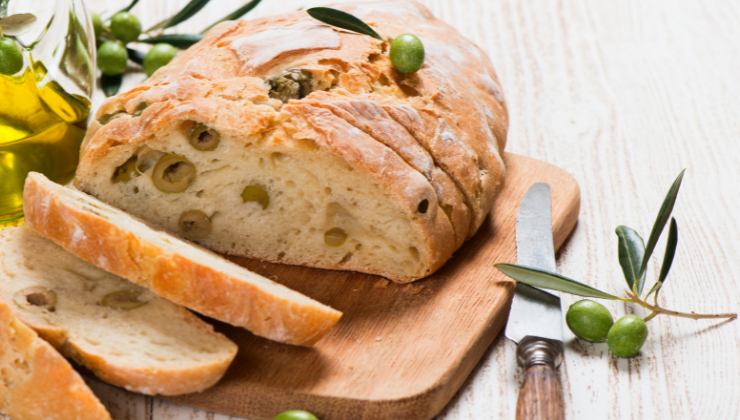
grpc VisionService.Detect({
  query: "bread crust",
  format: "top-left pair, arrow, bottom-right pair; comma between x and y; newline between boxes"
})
0,299 -> 110,420
23,173 -> 342,346
75,0 -> 507,281
0,226 -> 239,396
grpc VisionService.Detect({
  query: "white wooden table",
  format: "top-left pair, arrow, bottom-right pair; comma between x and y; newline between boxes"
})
88,1 -> 740,418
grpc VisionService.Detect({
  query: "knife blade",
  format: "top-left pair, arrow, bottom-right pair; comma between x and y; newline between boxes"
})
504,182 -> 565,420
505,182 -> 563,344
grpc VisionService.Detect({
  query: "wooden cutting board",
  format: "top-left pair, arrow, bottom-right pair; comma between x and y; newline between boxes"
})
171,153 -> 580,419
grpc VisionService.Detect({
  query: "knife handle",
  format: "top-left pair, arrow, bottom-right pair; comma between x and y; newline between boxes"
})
515,337 -> 564,420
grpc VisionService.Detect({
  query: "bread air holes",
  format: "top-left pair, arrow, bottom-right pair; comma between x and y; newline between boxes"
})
14,287 -> 57,312
417,199 -> 429,214
185,121 -> 220,151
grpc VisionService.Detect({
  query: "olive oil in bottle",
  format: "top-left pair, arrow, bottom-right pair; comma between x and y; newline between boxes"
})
0,52 -> 90,226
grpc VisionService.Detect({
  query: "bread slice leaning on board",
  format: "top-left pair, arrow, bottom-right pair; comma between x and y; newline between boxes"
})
0,226 -> 238,396
0,297 -> 110,420
23,172 -> 342,346
74,0 -> 508,283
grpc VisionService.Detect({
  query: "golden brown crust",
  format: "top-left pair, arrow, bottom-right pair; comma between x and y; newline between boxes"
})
23,173 -> 342,346
0,299 -> 110,420
76,0 -> 507,281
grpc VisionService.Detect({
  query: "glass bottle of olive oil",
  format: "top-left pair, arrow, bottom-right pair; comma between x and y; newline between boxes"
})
1,0 -> 95,227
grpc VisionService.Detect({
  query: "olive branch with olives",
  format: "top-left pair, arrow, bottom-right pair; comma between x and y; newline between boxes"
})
496,171 -> 737,357
93,0 -> 263,96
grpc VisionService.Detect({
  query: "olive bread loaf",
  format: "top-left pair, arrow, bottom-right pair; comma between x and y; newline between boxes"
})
23,172 -> 341,346
0,226 -> 238,396
75,0 -> 507,282
0,296 -> 110,420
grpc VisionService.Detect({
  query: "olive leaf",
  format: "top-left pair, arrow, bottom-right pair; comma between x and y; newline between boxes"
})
146,0 -> 210,33
139,33 -> 202,48
636,169 -> 686,291
127,47 -> 144,65
0,13 -> 36,36
306,7 -> 382,40
615,225 -> 645,291
649,217 -> 679,301
101,74 -> 122,97
495,263 -> 621,300
139,33 -> 201,48
202,0 -> 262,33
116,0 -> 140,14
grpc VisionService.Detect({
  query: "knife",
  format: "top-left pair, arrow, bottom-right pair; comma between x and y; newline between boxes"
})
504,183 -> 565,420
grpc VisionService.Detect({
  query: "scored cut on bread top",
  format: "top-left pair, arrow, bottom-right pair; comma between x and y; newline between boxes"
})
0,226 -> 238,396
74,0 -> 507,283
22,172 -> 342,346
0,297 -> 110,420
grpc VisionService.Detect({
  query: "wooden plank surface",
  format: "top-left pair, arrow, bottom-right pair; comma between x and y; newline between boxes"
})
86,1 -> 740,419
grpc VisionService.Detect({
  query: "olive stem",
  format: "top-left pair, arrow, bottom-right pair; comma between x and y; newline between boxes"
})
625,292 -> 737,321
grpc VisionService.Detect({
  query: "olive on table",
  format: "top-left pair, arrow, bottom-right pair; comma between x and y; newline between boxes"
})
565,299 -> 614,342
151,154 -> 196,193
110,11 -> 141,43
389,33 -> 425,74
97,41 -> 128,76
274,410 -> 319,420
143,43 -> 179,76
0,36 -> 24,75
607,314 -> 648,358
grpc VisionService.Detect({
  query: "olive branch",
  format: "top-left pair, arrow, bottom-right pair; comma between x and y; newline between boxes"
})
496,170 -> 737,323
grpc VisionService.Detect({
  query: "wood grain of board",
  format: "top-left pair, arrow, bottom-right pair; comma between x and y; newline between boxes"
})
87,1 -> 740,419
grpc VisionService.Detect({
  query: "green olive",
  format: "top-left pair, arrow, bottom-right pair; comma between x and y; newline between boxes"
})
151,154 -> 196,193
268,69 -> 313,102
143,43 -> 179,77
324,227 -> 347,247
98,111 -> 125,125
274,410 -> 319,420
14,286 -> 57,312
101,289 -> 146,310
241,184 -> 269,209
97,40 -> 128,76
607,315 -> 648,358
566,299 -> 614,342
110,11 -> 141,43
92,13 -> 105,40
390,33 -> 425,74
178,210 -> 212,239
132,102 -> 149,116
0,36 -> 24,75
187,122 -> 220,151
112,155 -> 139,183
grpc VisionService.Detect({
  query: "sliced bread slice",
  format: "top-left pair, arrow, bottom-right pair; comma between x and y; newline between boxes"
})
0,226 -> 237,396
0,296 -> 110,420
23,172 -> 342,346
